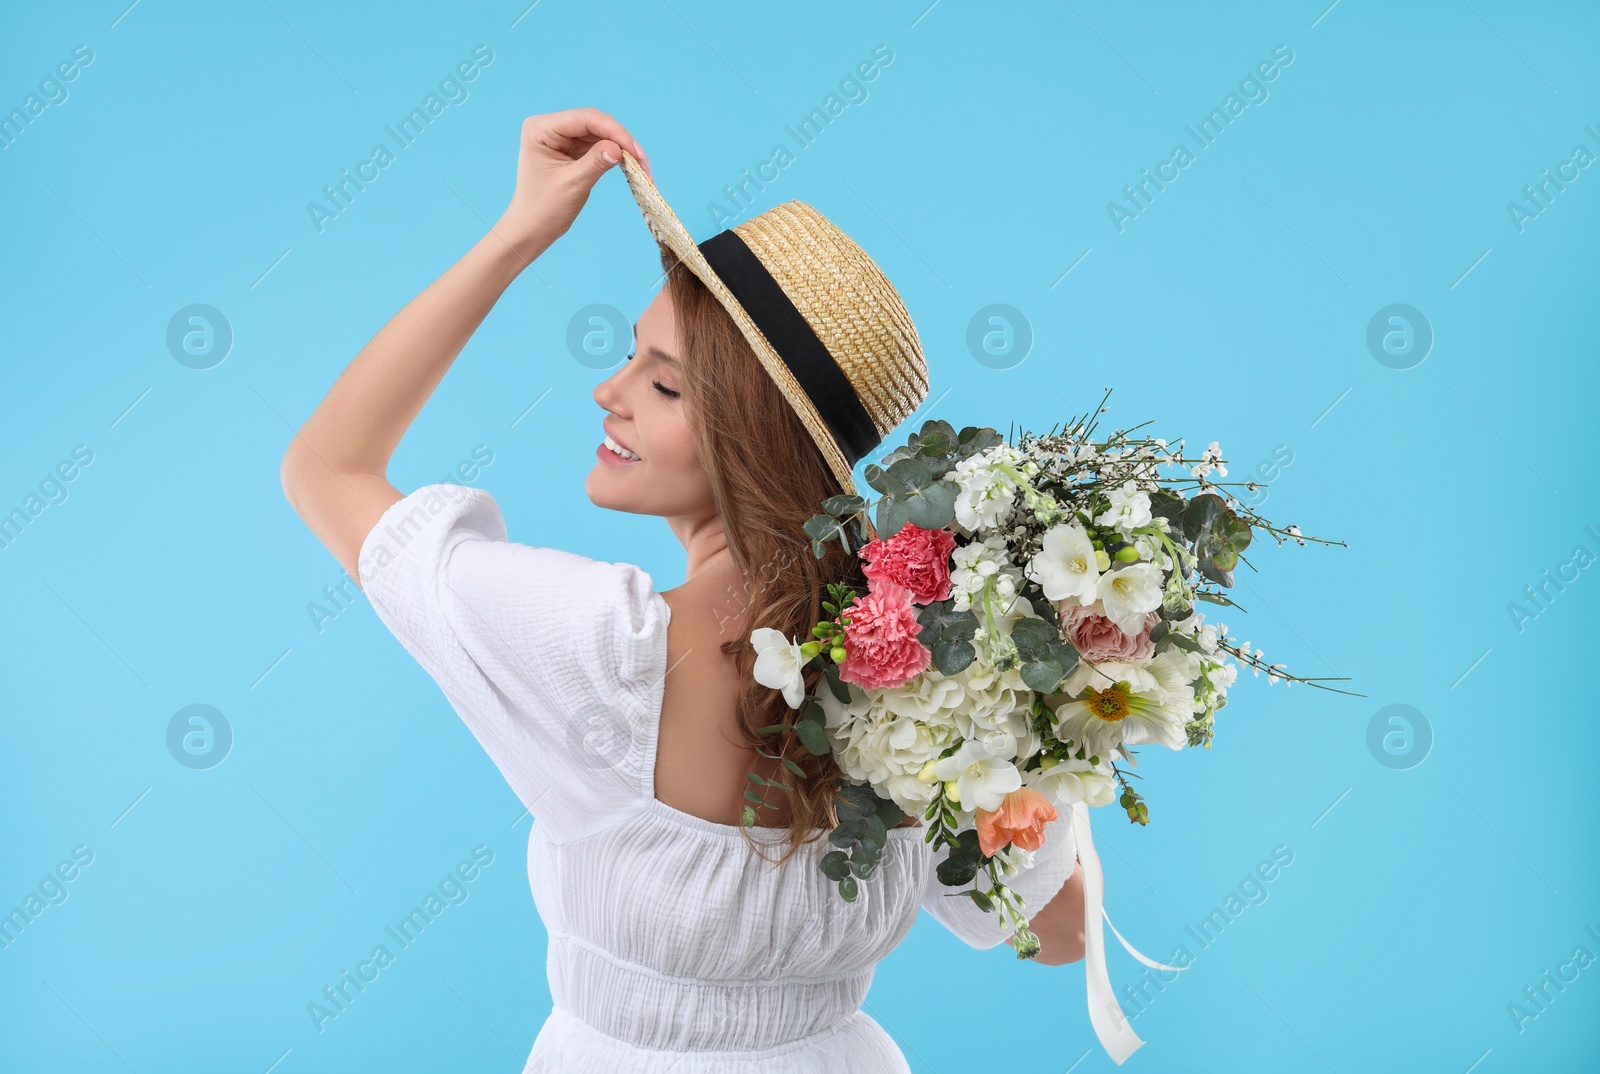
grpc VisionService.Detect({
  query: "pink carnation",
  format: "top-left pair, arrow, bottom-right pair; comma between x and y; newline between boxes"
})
838,581 -> 932,691
1058,600 -> 1160,663
858,523 -> 956,605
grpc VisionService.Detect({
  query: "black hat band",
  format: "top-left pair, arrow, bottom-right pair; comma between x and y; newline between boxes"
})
697,228 -> 881,469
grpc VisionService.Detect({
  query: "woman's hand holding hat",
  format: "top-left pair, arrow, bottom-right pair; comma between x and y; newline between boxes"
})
495,107 -> 651,263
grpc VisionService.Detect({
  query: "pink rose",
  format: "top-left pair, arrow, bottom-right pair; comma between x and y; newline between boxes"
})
858,523 -> 956,605
1058,599 -> 1159,663
838,581 -> 932,691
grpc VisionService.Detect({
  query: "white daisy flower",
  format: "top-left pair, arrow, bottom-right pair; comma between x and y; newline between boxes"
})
1053,659 -> 1190,757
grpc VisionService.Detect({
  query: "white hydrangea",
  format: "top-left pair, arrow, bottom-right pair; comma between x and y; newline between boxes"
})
819,607 -> 1051,819
949,655 -> 1040,761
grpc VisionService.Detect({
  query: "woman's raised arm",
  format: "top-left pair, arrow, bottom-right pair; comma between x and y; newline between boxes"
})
1016,857 -> 1092,965
280,108 -> 650,588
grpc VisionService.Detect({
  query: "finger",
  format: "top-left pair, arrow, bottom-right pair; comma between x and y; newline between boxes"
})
578,137 -> 623,177
538,108 -> 646,167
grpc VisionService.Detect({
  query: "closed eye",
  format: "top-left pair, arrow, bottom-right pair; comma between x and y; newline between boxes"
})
626,352 -> 680,399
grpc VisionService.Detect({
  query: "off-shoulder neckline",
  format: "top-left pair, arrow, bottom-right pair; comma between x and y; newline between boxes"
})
640,590 -> 926,842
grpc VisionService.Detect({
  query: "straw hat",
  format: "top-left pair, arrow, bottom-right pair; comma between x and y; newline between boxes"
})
617,150 -> 928,496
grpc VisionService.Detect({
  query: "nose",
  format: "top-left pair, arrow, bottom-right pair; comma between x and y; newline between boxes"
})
593,363 -> 624,413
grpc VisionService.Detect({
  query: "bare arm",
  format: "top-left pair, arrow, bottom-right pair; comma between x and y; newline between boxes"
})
1010,855 -> 1096,965
280,109 -> 651,588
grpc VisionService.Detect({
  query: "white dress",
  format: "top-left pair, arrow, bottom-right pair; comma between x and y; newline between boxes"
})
358,484 -> 1080,1072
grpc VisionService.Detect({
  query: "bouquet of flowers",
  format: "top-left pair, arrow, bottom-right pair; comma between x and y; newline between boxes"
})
744,394 -> 1348,1045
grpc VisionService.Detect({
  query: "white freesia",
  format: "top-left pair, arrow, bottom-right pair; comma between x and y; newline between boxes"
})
1025,756 -> 1117,809
749,627 -> 807,709
1096,561 -> 1164,634
932,738 -> 1022,812
1027,522 -> 1100,607
1053,658 -> 1190,756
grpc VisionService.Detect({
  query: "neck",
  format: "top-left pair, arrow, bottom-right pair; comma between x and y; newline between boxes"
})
669,512 -> 739,583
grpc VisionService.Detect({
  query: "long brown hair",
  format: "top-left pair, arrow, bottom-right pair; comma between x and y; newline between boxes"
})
657,241 -> 875,867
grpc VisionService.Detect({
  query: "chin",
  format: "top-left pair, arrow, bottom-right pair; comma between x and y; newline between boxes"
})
583,468 -> 636,513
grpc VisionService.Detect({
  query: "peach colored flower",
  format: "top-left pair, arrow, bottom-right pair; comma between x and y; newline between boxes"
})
837,581 -> 932,691
859,523 -> 957,605
975,786 -> 1059,858
1058,599 -> 1160,663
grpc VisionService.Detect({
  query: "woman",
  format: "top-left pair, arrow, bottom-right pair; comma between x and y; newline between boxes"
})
282,108 -> 1090,1072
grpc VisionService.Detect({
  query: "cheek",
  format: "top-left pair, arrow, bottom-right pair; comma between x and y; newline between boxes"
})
652,413 -> 709,487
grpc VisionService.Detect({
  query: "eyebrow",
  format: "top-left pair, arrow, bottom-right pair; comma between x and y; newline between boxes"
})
632,322 -> 679,365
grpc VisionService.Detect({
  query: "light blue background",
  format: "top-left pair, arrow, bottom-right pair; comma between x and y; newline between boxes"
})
2,1 -> 1597,1071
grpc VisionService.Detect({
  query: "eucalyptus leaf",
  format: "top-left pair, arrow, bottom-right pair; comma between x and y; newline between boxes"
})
1149,489 -> 1187,531
866,461 -> 916,498
829,817 -> 864,847
820,850 -> 852,880
1020,658 -> 1066,694
932,635 -> 977,675
796,720 -> 830,755
1009,617 -> 1059,663
886,456 -> 935,491
937,855 -> 980,886
821,494 -> 866,517
1054,641 -> 1081,680
946,828 -> 982,864
874,794 -> 907,831
862,813 -> 887,846
821,662 -> 853,704
1183,493 -> 1230,541
905,480 -> 957,530
803,513 -> 844,541
918,432 -> 951,456
875,496 -> 912,538
915,600 -> 978,651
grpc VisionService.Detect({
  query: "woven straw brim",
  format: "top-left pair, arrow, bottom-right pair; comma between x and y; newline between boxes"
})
618,150 -> 928,498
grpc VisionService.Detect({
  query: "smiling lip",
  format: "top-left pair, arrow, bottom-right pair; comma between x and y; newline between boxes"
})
596,442 -> 640,466
599,428 -> 642,465
603,425 -> 638,455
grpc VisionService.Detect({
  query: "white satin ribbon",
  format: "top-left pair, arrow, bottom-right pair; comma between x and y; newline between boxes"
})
1067,799 -> 1190,1064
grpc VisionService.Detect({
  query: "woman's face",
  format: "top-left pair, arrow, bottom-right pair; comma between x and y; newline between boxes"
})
586,286 -> 714,518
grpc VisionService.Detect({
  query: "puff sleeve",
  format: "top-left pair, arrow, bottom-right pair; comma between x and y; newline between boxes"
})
358,483 -> 670,844
919,807 -> 1080,949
